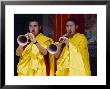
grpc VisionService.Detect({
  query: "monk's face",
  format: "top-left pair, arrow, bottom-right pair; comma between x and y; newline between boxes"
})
29,21 -> 41,36
66,21 -> 78,35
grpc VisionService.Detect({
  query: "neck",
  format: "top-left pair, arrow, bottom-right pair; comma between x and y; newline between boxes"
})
35,32 -> 40,37
69,32 -> 77,38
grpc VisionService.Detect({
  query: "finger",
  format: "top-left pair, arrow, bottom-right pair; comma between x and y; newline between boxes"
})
54,42 -> 59,45
28,33 -> 33,38
25,33 -> 30,39
29,33 -> 34,36
55,42 -> 59,44
29,33 -> 34,39
59,37 -> 64,42
25,32 -> 29,36
25,33 -> 28,36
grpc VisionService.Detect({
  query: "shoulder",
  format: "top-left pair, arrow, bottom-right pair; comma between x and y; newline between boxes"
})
71,33 -> 88,45
40,33 -> 53,43
75,33 -> 87,40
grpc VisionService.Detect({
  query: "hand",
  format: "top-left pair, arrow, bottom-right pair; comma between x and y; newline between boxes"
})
54,42 -> 60,45
28,33 -> 36,43
64,37 -> 69,45
59,37 -> 69,45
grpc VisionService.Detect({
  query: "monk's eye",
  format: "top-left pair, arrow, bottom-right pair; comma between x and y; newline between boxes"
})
34,25 -> 38,27
66,25 -> 69,27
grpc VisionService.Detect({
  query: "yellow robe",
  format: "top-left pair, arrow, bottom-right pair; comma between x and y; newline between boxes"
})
17,33 -> 54,76
56,33 -> 91,76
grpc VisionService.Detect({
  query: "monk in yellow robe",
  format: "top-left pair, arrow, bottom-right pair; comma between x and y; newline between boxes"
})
16,19 -> 54,76
55,18 -> 91,76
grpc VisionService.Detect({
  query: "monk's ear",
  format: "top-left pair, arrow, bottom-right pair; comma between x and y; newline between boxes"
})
76,25 -> 79,29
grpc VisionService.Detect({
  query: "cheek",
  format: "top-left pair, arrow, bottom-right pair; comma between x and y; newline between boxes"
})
70,29 -> 75,33
35,28 -> 39,32
66,27 -> 69,30
71,26 -> 76,31
66,28 -> 69,32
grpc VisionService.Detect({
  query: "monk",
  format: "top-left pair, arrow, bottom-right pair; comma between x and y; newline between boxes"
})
55,18 -> 91,76
16,18 -> 54,76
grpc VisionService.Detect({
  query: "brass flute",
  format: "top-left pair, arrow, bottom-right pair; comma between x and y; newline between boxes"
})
47,30 -> 72,54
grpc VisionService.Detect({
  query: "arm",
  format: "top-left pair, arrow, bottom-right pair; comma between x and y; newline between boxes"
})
28,33 -> 47,55
34,42 -> 47,55
54,43 -> 62,58
54,36 -> 69,58
54,42 -> 66,58
16,45 -> 24,56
